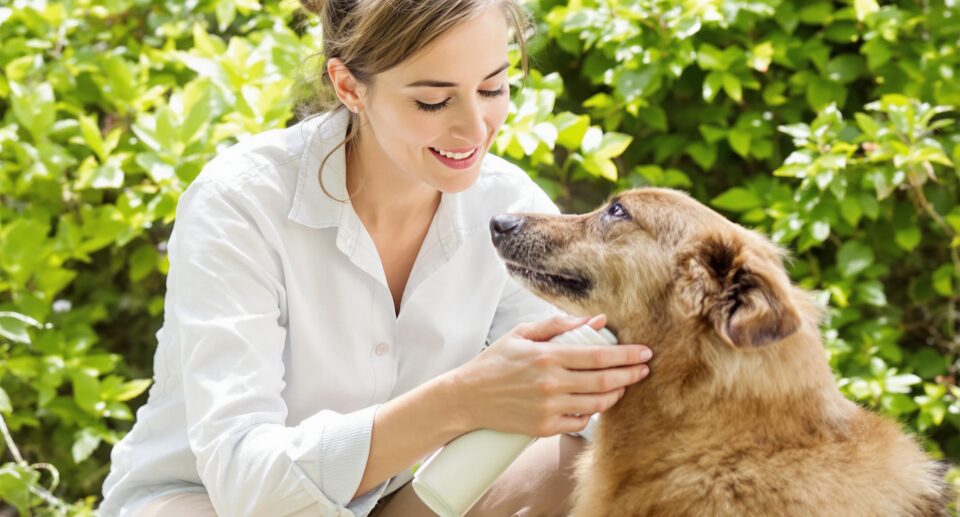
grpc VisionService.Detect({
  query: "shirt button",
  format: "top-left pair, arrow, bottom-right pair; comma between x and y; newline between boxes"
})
374,342 -> 389,356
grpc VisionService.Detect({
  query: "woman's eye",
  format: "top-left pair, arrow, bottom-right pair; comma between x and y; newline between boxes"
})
415,99 -> 450,112
478,86 -> 506,98
606,202 -> 628,219
415,86 -> 505,113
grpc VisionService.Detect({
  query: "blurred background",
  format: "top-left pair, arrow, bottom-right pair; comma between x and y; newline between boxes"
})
0,0 -> 958,514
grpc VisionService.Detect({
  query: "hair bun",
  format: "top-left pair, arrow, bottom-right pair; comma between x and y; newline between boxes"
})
299,0 -> 324,14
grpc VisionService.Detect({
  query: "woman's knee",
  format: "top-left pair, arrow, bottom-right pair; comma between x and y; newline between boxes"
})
467,434 -> 587,517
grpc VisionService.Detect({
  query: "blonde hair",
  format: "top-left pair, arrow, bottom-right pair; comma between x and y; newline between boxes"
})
294,0 -> 532,199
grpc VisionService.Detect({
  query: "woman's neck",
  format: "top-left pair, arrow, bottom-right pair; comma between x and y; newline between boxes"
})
345,134 -> 441,232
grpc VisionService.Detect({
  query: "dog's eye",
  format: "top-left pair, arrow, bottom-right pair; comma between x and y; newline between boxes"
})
606,202 -> 629,219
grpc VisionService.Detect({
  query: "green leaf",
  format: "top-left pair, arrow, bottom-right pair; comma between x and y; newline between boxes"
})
712,187 -> 761,212
582,155 -> 618,181
616,68 -> 658,101
673,15 -> 701,39
825,54 -> 866,84
0,312 -> 43,344
854,113 -> 880,138
859,193 -> 879,220
932,265 -> 955,297
686,142 -> 717,170
179,79 -> 214,145
882,393 -> 918,414
697,44 -> 724,70
778,123 -> 811,141
909,349 -> 949,378
10,81 -> 56,141
703,71 -> 723,103
216,1 -> 237,31
72,427 -> 102,463
807,78 -> 846,110
894,224 -> 921,251
129,244 -> 159,282
854,0 -> 879,21
856,281 -> 887,306
799,2 -> 833,25
594,132 -> 632,160
79,113 -> 107,162
90,161 -> 125,190
554,112 -> 590,150
0,464 -> 38,516
0,217 -> 50,287
109,379 -> 153,402
840,196 -> 862,226
722,73 -> 743,102
727,129 -> 751,157
155,106 -> 179,151
885,373 -> 922,394
809,220 -> 831,243
72,371 -> 101,414
136,152 -> 176,184
0,386 -> 11,413
837,241 -> 874,278
862,38 -> 892,69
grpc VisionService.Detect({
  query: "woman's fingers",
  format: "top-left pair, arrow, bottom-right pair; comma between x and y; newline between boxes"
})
513,314 -> 591,342
560,364 -> 649,394
552,414 -> 593,435
586,314 -> 607,330
555,390 -> 626,417
550,343 -> 653,370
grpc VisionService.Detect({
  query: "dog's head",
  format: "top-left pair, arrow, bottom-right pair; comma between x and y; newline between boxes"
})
491,187 -> 802,350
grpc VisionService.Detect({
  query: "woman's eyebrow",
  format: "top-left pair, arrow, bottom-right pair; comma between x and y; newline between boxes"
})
404,62 -> 509,88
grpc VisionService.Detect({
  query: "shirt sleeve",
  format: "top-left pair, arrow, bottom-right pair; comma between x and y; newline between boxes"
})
169,178 -> 386,517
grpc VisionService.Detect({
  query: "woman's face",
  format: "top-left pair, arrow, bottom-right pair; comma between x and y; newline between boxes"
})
357,5 -> 512,193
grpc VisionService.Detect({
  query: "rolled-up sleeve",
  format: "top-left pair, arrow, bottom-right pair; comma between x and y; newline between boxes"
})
170,178 -> 386,516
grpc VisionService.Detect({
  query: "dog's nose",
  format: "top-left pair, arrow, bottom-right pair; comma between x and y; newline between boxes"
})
490,215 -> 523,243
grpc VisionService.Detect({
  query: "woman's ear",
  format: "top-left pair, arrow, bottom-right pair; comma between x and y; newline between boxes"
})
326,58 -> 365,112
678,233 -> 801,349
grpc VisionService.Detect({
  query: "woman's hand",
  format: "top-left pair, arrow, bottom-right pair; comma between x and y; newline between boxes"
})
448,314 -> 652,437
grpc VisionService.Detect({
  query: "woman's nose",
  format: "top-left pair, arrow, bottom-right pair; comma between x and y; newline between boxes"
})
452,98 -> 487,145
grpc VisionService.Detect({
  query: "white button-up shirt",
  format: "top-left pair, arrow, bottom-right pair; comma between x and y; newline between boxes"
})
99,110 -> 563,517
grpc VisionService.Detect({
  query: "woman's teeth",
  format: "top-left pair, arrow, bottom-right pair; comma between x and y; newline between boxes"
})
432,147 -> 476,160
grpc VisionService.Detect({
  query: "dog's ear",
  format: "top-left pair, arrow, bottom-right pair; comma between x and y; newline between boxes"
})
678,234 -> 801,348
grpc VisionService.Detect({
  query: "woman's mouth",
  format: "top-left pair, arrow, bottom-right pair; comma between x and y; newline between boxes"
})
429,146 -> 482,170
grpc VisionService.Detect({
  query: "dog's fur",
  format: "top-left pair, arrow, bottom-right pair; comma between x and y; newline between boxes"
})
491,188 -> 950,516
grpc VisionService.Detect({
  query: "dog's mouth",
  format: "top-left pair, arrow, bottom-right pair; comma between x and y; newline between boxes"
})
505,261 -> 592,299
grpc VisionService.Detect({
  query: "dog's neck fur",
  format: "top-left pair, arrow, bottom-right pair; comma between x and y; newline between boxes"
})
608,291 -> 851,431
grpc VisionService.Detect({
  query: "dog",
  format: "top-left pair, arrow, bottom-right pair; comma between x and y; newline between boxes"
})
490,187 -> 950,516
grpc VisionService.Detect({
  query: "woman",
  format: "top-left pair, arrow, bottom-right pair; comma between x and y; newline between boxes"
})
100,1 -> 652,515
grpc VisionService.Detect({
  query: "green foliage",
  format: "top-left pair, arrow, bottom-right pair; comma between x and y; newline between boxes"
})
0,0 -> 958,513
0,0 -> 317,511
511,0 -> 959,508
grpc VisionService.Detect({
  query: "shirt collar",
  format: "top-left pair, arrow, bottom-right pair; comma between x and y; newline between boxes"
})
289,109 -> 465,261
289,109 -> 352,229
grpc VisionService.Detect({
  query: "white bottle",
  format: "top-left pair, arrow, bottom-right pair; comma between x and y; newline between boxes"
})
412,324 -> 618,517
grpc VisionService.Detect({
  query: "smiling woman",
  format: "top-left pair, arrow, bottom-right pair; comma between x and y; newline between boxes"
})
97,1 -> 654,516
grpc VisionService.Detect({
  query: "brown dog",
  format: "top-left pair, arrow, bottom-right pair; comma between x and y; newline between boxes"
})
490,188 -> 949,516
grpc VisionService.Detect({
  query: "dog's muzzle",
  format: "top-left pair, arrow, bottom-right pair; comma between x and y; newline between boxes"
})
490,214 -> 523,246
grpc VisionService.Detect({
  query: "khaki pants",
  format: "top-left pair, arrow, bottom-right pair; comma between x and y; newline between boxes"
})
137,434 -> 586,517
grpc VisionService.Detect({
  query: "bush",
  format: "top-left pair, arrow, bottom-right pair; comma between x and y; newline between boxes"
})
0,0 -> 956,513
